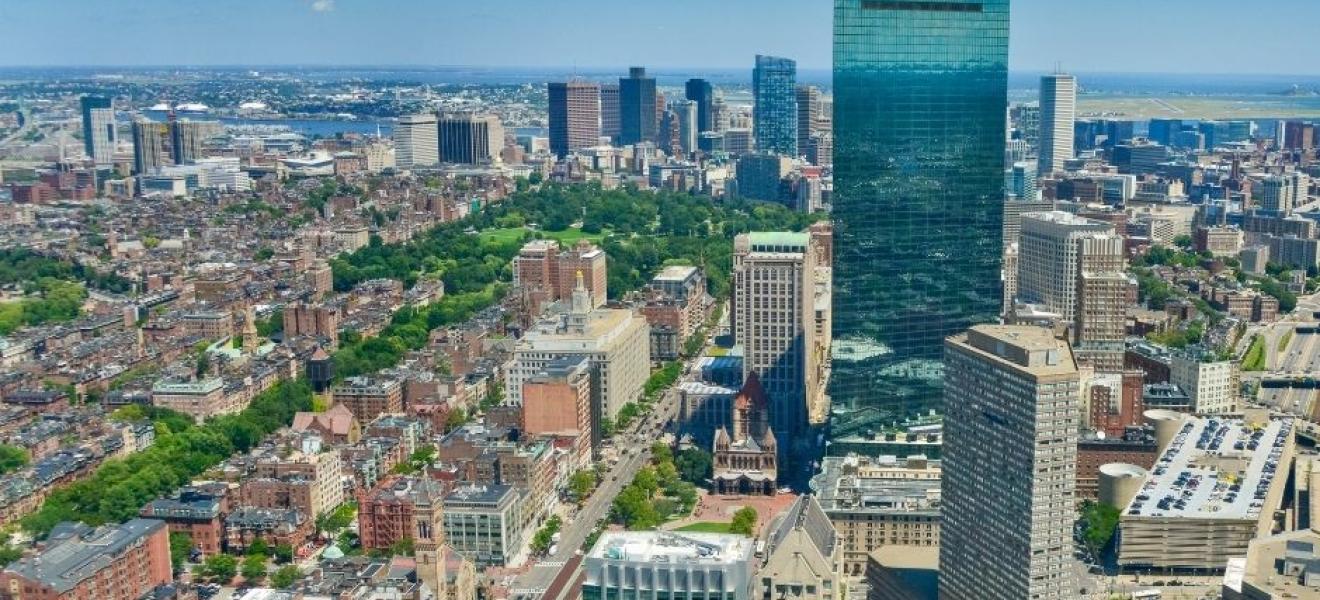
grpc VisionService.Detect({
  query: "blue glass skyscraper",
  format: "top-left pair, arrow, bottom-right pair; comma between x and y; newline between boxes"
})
829,0 -> 1009,453
619,67 -> 657,146
753,55 -> 798,157
684,78 -> 715,134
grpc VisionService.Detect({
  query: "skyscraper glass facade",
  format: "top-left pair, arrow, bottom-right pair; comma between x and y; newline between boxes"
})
753,55 -> 798,157
619,67 -> 657,146
685,78 -> 715,134
829,0 -> 1009,452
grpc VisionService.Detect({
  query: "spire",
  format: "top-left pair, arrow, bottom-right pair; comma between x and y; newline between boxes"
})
571,269 -> 590,314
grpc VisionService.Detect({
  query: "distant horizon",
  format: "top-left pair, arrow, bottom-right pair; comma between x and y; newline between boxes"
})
3,1 -> 1319,76
3,65 -> 1320,80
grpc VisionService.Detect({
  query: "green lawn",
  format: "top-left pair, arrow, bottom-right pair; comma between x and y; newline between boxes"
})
478,226 -> 606,246
1278,330 -> 1295,354
675,521 -> 733,534
1242,335 -> 1266,372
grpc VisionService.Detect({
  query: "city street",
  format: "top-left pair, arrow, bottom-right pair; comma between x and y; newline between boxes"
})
504,365 -> 685,599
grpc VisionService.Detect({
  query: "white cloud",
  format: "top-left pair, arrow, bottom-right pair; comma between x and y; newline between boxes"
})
311,0 -> 335,12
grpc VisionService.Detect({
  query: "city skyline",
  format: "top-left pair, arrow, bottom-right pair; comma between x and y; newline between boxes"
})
2,0 -> 1320,75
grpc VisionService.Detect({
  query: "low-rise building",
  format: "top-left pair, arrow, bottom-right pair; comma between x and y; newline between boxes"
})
0,519 -> 172,600
1117,411 -> 1295,571
240,436 -> 344,520
1170,351 -> 1240,415
811,454 -> 941,575
152,378 -> 234,421
332,376 -> 404,424
357,476 -> 446,551
140,484 -> 230,556
1222,528 -> 1320,600
442,484 -> 524,568
224,507 -> 311,552
758,496 -> 842,600
582,531 -> 756,600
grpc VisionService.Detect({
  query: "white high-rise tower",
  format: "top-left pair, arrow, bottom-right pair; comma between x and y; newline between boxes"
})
1038,73 -> 1077,175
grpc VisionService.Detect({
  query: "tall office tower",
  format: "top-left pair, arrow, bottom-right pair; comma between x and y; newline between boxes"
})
1017,211 -> 1114,319
548,80 -> 602,157
618,67 -> 658,146
394,113 -> 439,168
671,99 -> 699,156
1260,174 -> 1298,215
600,84 -> 621,142
1073,234 -> 1128,372
1038,73 -> 1076,175
438,113 -> 504,164
685,78 -> 715,133
1283,120 -> 1315,150
941,325 -> 1079,600
731,232 -> 821,452
80,96 -> 116,167
131,119 -> 169,175
169,119 -> 219,165
711,96 -> 731,133
830,0 -> 1009,440
795,85 -> 822,160
1010,161 -> 1038,200
753,55 -> 798,157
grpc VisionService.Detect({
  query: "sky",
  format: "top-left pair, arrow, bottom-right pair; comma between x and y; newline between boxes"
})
1,0 -> 1318,75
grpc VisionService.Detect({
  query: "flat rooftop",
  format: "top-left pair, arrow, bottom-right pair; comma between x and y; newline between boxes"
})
812,455 -> 941,515
589,531 -> 752,566
653,265 -> 699,282
1123,415 -> 1293,521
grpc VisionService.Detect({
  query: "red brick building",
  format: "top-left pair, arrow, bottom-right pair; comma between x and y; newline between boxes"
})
357,476 -> 446,550
1076,432 -> 1158,502
1087,371 -> 1145,437
139,483 -> 230,556
0,519 -> 171,600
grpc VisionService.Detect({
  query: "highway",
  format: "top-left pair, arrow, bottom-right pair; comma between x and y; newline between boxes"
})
506,369 -> 684,600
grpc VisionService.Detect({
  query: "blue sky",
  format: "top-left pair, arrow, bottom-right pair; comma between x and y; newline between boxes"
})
1,0 -> 1317,74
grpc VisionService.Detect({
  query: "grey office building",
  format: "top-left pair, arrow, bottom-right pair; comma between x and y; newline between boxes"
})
80,95 -> 116,167
940,325 -> 1080,600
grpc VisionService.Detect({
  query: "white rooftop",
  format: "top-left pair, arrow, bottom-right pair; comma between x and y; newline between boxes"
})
1124,415 -> 1293,521
589,531 -> 752,566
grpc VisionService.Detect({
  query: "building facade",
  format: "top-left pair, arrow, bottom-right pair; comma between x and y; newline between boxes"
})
1170,353 -> 1240,414
940,326 -> 1079,600
80,95 -> 116,167
0,519 -> 171,600
685,78 -> 715,134
438,113 -> 504,165
753,55 -> 798,157
548,80 -> 602,157
442,485 -> 524,569
395,113 -> 440,169
732,233 -> 821,445
830,0 -> 1009,439
582,532 -> 755,600
618,67 -> 657,146
1038,73 -> 1077,175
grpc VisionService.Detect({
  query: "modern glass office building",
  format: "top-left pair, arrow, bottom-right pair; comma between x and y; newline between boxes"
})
752,55 -> 798,157
619,67 -> 657,146
829,0 -> 1009,453
685,78 -> 715,134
